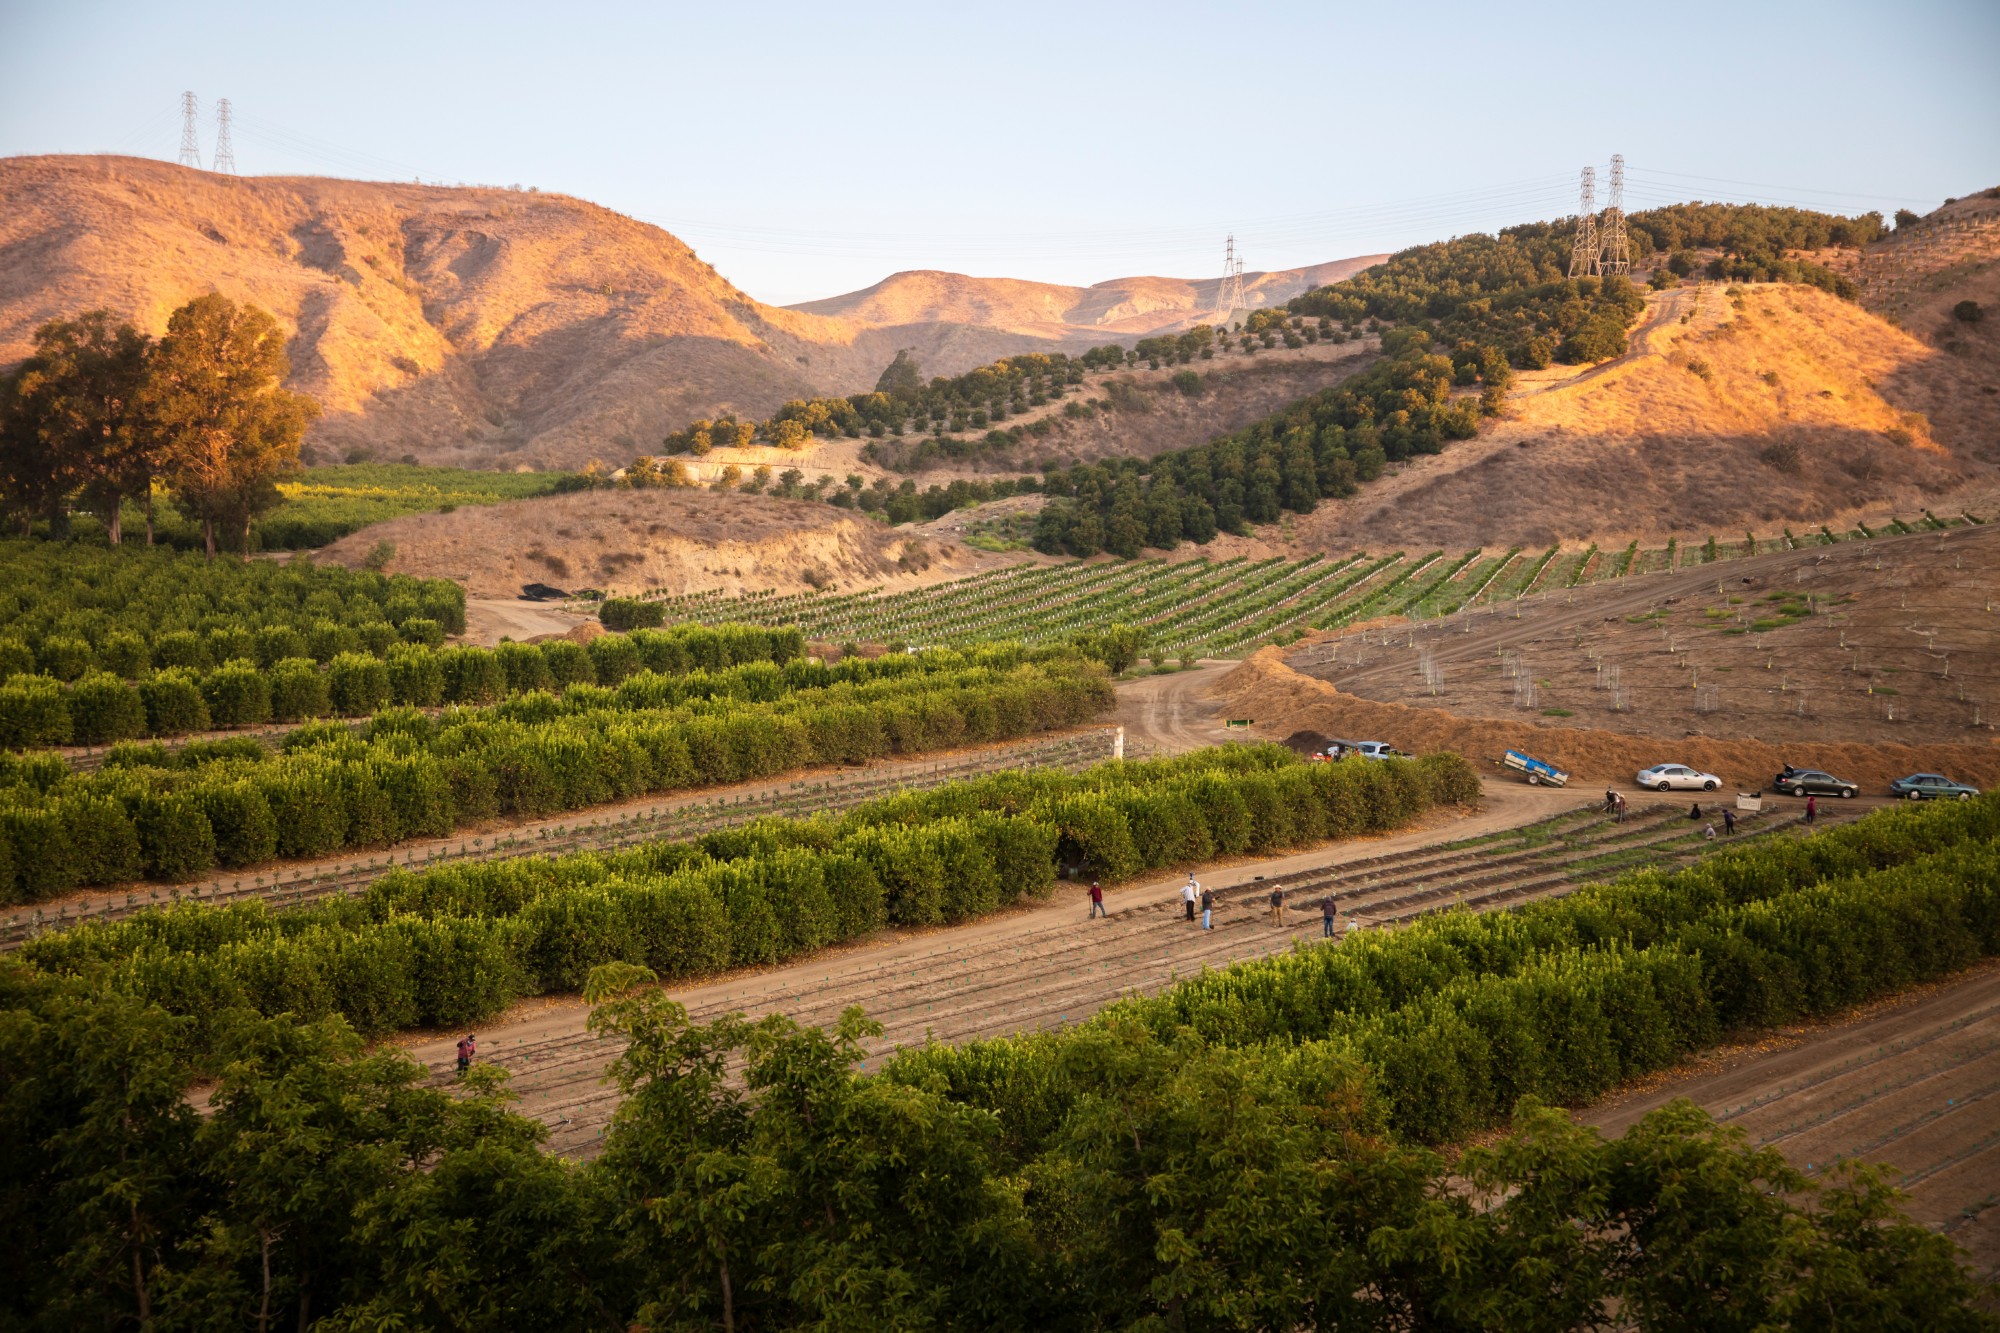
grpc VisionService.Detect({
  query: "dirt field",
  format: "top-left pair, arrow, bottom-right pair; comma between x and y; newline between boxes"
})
392,790 -> 1865,1157
1251,524 -> 2000,789
316,486 -> 1004,597
1581,958 -> 2000,1285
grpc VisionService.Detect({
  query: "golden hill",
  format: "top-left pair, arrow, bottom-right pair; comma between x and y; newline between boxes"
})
0,155 -> 1378,473
790,257 -> 1381,335
1297,281 -> 2000,549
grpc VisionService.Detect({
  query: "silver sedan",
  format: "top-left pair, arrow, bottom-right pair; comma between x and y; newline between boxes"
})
1636,763 -> 1721,792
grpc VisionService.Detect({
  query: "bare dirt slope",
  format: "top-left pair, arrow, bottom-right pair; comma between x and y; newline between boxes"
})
790,256 -> 1382,335
314,488 -> 994,597
1293,282 -> 1998,550
1219,525 -> 2000,791
0,155 -> 1379,471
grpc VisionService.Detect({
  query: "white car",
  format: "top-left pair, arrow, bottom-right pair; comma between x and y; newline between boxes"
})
1636,763 -> 1720,792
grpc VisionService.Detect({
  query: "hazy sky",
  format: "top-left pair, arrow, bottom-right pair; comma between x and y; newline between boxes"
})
3,0 -> 1996,304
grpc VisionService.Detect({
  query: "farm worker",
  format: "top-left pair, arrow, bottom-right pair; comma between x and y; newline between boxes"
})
456,1034 -> 476,1076
1805,795 -> 1817,825
1321,893 -> 1339,938
1615,793 -> 1628,823
1088,880 -> 1106,919
1200,886 -> 1215,930
1704,823 -> 1716,842
1181,875 -> 1199,922
1723,807 -> 1736,835
1268,886 -> 1285,924
1604,788 -> 1617,815
1689,802 -> 1702,821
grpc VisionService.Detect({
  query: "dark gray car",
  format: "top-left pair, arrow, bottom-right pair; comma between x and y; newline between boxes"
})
1772,768 -> 1858,798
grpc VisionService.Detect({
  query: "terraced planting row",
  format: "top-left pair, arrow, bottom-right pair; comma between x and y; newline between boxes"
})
627,513 -> 1984,657
459,799 -> 1847,1156
0,728 -> 1128,947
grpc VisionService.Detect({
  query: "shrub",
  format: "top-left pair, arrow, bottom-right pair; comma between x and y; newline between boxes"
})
541,640 -> 595,688
0,638 -> 35,679
327,652 -> 392,716
0,677 -> 72,748
199,781 -> 278,868
268,657 -> 332,723
36,635 -> 95,681
133,792 -> 218,881
399,617 -> 445,649
439,647 -> 506,705
586,634 -> 643,685
201,661 -> 272,728
66,673 -> 147,746
1953,299 -> 1982,324
599,598 -> 665,632
385,645 -> 445,707
96,632 -> 150,679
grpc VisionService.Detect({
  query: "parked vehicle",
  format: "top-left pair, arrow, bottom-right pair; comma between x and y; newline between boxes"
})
1502,749 -> 1571,787
1772,767 -> 1859,798
1325,739 -> 1403,761
1636,763 -> 1721,792
1889,773 -> 1981,801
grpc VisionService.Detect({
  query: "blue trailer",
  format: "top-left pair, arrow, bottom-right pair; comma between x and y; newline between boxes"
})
1501,749 -> 1571,787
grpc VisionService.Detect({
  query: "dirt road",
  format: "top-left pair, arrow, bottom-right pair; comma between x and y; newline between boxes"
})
463,596 -> 587,646
1111,662 -> 1237,752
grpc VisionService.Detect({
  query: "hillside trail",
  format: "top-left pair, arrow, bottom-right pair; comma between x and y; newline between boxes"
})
396,776 -> 1586,1149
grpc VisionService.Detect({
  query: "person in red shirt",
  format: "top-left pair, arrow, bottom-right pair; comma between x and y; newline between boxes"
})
1087,880 -> 1106,919
456,1034 -> 476,1076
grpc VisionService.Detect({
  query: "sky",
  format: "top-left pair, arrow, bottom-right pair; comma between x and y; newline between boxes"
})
2,0 -> 1996,306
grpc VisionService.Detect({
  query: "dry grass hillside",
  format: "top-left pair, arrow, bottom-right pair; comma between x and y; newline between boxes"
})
0,155 -> 1379,472
315,488 -> 992,597
1855,189 -> 2000,414
790,256 -> 1382,335
1296,282 -> 1997,549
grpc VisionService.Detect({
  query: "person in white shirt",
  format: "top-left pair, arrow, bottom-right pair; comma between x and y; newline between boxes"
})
1181,875 -> 1199,922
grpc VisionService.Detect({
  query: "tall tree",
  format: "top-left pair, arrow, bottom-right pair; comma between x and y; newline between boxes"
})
0,312 -> 154,540
145,295 -> 317,559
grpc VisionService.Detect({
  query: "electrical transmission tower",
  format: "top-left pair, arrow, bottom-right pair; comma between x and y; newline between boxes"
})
1211,235 -> 1247,326
1567,166 -> 1598,278
1598,153 -> 1630,275
212,98 -> 236,174
177,91 -> 203,169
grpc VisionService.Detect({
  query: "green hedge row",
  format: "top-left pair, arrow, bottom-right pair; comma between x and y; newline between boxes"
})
22,747 -> 1478,1045
0,654 -> 1115,902
888,795 -> 2000,1149
0,623 -> 807,747
0,539 -> 467,663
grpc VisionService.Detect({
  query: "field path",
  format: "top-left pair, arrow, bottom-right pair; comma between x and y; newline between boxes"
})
396,788 -> 1850,1157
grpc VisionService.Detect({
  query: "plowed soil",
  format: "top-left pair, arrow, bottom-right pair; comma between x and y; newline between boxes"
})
1249,524 -> 2000,790
1581,958 -> 2000,1286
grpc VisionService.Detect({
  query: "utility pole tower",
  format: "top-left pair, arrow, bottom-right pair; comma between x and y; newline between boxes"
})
1212,234 -> 1247,327
212,98 -> 236,174
1598,153 -> 1630,276
1567,166 -> 1598,278
177,91 -> 203,169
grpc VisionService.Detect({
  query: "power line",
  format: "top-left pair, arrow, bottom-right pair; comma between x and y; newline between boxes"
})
176,91 -> 202,170
212,98 -> 236,175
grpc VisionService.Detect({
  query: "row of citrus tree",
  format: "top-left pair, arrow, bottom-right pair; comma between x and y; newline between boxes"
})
888,794 -> 2000,1149
0,623 -> 805,746
0,540 -> 467,655
20,747 -> 1480,1047
0,653 -> 1116,900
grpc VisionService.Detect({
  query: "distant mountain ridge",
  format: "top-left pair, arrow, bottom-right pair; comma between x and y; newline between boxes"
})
789,257 -> 1383,335
0,154 -> 1379,470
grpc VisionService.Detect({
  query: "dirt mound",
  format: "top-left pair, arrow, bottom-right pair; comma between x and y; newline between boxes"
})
791,256 -> 1383,335
314,488 -> 991,598
1289,283 -> 1998,550
1279,729 -> 1335,755
1210,646 -> 2000,795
